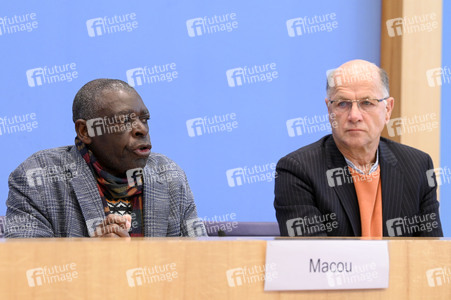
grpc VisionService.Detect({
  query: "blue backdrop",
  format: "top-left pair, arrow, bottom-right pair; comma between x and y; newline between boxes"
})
439,0 -> 451,236
8,1 -> 437,230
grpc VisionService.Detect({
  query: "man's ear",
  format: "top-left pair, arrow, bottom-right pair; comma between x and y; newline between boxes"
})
75,120 -> 92,145
385,97 -> 395,124
325,97 -> 330,111
325,97 -> 333,114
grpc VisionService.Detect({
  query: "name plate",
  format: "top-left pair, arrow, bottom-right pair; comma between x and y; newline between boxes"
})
264,240 -> 389,291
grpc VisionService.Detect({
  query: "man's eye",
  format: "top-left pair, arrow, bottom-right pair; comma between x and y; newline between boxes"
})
361,100 -> 374,106
115,116 -> 130,124
337,101 -> 349,108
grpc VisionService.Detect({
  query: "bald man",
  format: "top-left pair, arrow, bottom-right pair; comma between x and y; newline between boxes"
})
5,79 -> 206,238
274,60 -> 443,238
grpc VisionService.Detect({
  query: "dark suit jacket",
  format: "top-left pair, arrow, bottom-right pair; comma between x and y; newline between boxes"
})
274,135 -> 443,237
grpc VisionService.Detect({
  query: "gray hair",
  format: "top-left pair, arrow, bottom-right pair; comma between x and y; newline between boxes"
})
326,67 -> 390,98
72,79 -> 137,122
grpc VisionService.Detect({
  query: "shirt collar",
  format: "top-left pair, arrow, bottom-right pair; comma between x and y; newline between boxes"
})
344,149 -> 379,175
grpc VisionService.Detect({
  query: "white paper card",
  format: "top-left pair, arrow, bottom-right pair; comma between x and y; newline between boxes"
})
264,240 -> 389,291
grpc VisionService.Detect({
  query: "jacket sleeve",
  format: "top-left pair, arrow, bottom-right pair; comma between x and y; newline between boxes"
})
5,165 -> 55,238
415,155 -> 443,237
179,171 -> 207,237
274,155 -> 328,237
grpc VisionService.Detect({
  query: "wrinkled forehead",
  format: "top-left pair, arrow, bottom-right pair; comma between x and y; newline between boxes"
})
330,63 -> 383,97
97,89 -> 147,115
335,62 -> 380,82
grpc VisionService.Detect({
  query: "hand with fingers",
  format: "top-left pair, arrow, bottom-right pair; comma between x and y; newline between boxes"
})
93,214 -> 132,238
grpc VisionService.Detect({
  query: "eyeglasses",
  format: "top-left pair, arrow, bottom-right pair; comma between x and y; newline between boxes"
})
327,97 -> 389,113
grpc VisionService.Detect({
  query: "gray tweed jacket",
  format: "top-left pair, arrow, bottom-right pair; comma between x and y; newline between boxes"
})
5,146 -> 206,237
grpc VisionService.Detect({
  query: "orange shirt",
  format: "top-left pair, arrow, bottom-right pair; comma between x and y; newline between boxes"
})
348,166 -> 383,238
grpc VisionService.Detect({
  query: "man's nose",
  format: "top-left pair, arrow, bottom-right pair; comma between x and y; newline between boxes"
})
348,102 -> 363,122
131,119 -> 149,137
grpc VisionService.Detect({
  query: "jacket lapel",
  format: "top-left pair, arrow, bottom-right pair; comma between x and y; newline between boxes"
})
379,139 -> 404,235
325,137 -> 361,236
68,147 -> 105,236
142,156 -> 170,237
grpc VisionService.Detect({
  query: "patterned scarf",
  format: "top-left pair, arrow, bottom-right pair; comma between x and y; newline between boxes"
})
75,137 -> 144,237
